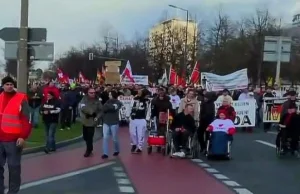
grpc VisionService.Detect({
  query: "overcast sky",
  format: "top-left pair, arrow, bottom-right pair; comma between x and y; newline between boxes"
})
0,0 -> 299,70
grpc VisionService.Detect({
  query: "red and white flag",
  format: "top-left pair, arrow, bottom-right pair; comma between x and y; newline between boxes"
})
57,68 -> 69,83
79,72 -> 88,83
169,65 -> 177,85
121,60 -> 135,83
189,61 -> 200,84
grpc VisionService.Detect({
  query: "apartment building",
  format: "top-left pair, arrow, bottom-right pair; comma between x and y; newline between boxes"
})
148,18 -> 198,66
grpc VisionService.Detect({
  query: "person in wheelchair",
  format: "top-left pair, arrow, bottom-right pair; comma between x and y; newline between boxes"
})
207,111 -> 236,146
277,102 -> 300,157
171,104 -> 196,158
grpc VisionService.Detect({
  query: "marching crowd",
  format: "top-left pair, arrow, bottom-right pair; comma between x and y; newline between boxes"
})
26,80 -> 299,158
0,75 -> 299,193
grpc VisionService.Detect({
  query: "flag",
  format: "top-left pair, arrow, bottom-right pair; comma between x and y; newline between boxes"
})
189,61 -> 200,84
57,68 -> 69,83
102,66 -> 106,78
161,69 -> 168,86
169,65 -> 177,85
121,60 -> 135,83
79,72 -> 88,83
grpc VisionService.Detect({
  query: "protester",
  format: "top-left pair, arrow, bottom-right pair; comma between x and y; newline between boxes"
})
79,87 -> 103,157
129,89 -> 149,153
27,84 -> 42,128
0,76 -> 31,194
40,91 -> 61,153
102,90 -> 123,159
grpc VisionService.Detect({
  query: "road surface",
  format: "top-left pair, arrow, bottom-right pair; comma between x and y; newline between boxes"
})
12,127 -> 300,194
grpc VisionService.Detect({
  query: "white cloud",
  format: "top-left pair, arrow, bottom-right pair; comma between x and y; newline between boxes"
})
0,0 -> 298,70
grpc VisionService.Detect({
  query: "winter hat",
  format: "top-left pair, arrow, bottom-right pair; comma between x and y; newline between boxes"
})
1,76 -> 15,86
218,110 -> 227,118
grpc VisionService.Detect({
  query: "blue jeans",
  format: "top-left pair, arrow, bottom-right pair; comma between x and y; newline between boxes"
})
30,106 -> 40,127
44,123 -> 57,150
102,123 -> 119,155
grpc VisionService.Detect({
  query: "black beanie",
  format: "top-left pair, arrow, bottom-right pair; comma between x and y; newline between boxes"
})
1,76 -> 15,86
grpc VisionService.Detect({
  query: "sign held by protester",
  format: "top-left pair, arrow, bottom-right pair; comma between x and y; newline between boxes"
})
262,97 -> 300,122
201,69 -> 248,91
215,100 -> 256,127
121,75 -> 148,85
105,61 -> 121,84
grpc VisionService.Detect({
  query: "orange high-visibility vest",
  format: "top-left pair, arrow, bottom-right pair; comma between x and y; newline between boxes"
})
0,92 -> 26,134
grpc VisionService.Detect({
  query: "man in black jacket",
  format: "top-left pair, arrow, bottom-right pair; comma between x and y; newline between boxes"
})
198,93 -> 215,152
171,104 -> 196,158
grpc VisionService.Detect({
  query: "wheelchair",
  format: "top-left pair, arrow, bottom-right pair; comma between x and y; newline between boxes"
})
276,127 -> 300,158
147,110 -> 172,155
167,129 -> 201,159
206,132 -> 232,160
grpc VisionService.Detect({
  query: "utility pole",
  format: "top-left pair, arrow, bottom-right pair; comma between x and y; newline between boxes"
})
18,0 -> 29,93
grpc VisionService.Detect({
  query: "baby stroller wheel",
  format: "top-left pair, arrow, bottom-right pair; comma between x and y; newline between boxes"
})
147,146 -> 152,154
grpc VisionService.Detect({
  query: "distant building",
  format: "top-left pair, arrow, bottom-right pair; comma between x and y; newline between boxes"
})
148,18 -> 198,67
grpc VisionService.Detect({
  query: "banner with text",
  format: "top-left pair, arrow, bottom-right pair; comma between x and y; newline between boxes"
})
262,97 -> 300,123
121,75 -> 148,85
215,100 -> 256,127
202,69 -> 248,91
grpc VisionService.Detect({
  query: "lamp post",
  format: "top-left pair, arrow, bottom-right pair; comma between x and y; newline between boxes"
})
168,4 -> 189,76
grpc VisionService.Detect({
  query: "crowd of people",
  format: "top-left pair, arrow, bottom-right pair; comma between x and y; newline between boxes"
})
0,75 -> 299,193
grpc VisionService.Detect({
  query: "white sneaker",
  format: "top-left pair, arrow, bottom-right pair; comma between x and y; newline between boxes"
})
67,127 -> 71,130
178,151 -> 186,158
172,152 -> 180,157
60,128 -> 64,131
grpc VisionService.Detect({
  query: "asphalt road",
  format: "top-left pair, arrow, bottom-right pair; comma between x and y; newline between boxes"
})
19,161 -> 125,194
199,130 -> 300,194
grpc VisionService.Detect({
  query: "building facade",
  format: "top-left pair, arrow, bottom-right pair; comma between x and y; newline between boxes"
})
148,18 -> 198,68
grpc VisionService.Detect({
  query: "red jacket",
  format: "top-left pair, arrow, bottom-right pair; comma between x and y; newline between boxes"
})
43,86 -> 60,102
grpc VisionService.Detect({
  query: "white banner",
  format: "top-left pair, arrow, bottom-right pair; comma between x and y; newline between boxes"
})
121,75 -> 148,85
202,69 -> 248,91
118,96 -> 134,118
214,100 -> 256,127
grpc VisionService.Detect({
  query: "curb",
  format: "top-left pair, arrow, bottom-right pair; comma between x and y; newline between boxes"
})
23,135 -> 83,155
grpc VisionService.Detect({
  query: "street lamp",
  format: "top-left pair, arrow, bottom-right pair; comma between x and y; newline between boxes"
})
168,4 -> 189,76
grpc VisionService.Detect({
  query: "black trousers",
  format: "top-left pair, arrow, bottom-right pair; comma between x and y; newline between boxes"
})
172,131 -> 189,152
72,105 -> 78,123
0,142 -> 22,194
82,126 -> 95,152
198,124 -> 209,150
61,108 -> 72,129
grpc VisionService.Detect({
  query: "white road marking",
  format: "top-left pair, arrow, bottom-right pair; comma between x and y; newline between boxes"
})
113,167 -> 124,171
198,163 -> 210,167
117,178 -> 131,184
119,186 -> 135,193
114,172 -> 127,177
255,140 -> 276,148
190,159 -> 253,194
19,161 -> 116,190
234,188 -> 254,194
267,131 -> 277,135
205,168 -> 219,173
223,180 -> 240,187
213,174 -> 229,180
191,159 -> 203,163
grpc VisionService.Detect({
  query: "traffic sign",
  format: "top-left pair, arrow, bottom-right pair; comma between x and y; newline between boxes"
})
0,27 -> 47,41
263,36 -> 291,62
5,41 -> 54,61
